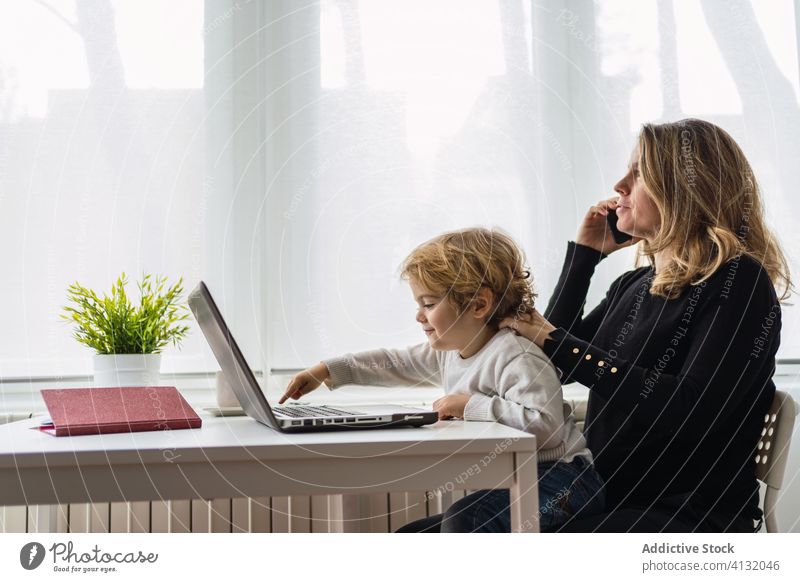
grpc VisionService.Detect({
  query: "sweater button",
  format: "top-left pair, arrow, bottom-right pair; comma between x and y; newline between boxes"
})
610,367 -> 618,373
597,360 -> 604,366
585,354 -> 592,360
572,348 -> 580,354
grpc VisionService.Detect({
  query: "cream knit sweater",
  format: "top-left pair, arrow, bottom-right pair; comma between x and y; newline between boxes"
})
323,328 -> 590,463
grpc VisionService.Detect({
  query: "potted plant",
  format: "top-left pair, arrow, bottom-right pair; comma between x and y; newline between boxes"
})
62,273 -> 191,387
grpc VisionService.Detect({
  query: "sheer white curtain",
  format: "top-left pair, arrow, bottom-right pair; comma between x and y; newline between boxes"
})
586,0 -> 800,357
261,0 -> 567,369
0,0 -> 219,378
256,0 -> 800,371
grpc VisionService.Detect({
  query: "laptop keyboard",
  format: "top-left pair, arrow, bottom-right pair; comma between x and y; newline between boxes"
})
273,405 -> 363,418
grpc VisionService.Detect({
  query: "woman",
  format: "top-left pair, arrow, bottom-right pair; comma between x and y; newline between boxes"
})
500,118 -> 792,532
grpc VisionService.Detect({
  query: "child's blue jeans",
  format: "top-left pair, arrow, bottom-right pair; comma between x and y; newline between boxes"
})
396,455 -> 605,532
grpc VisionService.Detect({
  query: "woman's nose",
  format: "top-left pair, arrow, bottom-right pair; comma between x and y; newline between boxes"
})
416,310 -> 426,323
614,178 -> 629,197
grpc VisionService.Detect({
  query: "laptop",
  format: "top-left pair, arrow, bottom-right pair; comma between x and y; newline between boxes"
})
188,281 -> 439,432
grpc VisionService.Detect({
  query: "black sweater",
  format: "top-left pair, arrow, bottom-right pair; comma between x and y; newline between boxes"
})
541,242 -> 779,521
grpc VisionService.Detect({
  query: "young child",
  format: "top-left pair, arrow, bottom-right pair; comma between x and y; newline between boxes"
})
279,227 -> 604,532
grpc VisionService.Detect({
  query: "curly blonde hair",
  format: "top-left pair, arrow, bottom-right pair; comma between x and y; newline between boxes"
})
400,227 -> 536,325
637,118 -> 793,300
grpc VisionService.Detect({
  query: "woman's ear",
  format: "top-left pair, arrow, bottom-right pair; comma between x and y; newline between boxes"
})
470,287 -> 495,320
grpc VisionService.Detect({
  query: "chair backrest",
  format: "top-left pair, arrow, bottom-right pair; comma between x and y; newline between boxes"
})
755,390 -> 797,532
755,390 -> 796,489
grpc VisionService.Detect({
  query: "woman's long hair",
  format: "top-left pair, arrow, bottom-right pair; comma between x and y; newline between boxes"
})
636,118 -> 792,301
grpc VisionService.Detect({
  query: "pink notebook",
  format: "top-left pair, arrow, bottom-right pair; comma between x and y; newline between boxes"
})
39,386 -> 202,436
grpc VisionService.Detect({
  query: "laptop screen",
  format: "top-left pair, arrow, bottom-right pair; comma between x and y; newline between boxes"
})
188,281 -> 279,428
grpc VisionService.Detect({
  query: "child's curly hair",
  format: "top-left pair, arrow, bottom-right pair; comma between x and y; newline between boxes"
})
400,227 -> 536,326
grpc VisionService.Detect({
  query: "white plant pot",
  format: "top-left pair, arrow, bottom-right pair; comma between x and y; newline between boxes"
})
93,354 -> 162,387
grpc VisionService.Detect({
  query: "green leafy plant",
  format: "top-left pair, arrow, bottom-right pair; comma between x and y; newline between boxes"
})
62,273 -> 191,354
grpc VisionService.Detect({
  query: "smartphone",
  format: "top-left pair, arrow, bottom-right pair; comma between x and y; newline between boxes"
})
606,209 -> 633,244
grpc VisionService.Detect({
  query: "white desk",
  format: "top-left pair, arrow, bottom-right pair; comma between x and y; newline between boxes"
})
0,415 -> 539,532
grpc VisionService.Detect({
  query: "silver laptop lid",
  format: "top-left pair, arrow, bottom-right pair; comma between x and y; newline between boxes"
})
188,281 -> 281,429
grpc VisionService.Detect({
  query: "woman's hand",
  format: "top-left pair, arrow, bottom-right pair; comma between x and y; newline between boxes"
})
499,309 -> 557,348
432,394 -> 471,420
278,362 -> 330,404
577,197 -> 641,254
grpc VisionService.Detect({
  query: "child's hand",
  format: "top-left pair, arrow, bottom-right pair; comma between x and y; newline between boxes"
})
432,394 -> 471,420
278,362 -> 330,404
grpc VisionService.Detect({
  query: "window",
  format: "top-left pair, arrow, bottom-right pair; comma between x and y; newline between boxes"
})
2,1 -> 798,382
263,0 -> 800,369
0,0 -> 213,377
592,0 -> 800,356
264,0 -> 557,368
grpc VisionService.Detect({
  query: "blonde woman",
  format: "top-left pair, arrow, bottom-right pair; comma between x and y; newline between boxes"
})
502,118 -> 792,532
280,227 -> 605,532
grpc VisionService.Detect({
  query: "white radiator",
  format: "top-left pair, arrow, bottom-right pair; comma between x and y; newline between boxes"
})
0,492 -> 468,533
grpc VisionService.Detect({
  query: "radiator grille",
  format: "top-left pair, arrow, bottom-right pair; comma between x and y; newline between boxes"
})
1,491 -> 468,533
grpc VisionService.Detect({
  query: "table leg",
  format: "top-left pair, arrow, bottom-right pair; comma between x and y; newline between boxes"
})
509,451 -> 538,533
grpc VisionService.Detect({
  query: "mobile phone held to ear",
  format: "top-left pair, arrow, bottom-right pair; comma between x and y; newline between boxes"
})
606,209 -> 633,244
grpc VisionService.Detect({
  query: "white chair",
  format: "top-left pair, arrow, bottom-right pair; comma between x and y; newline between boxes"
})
755,390 -> 797,532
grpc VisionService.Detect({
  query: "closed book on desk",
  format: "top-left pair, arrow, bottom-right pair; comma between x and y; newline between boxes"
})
39,386 -> 202,436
